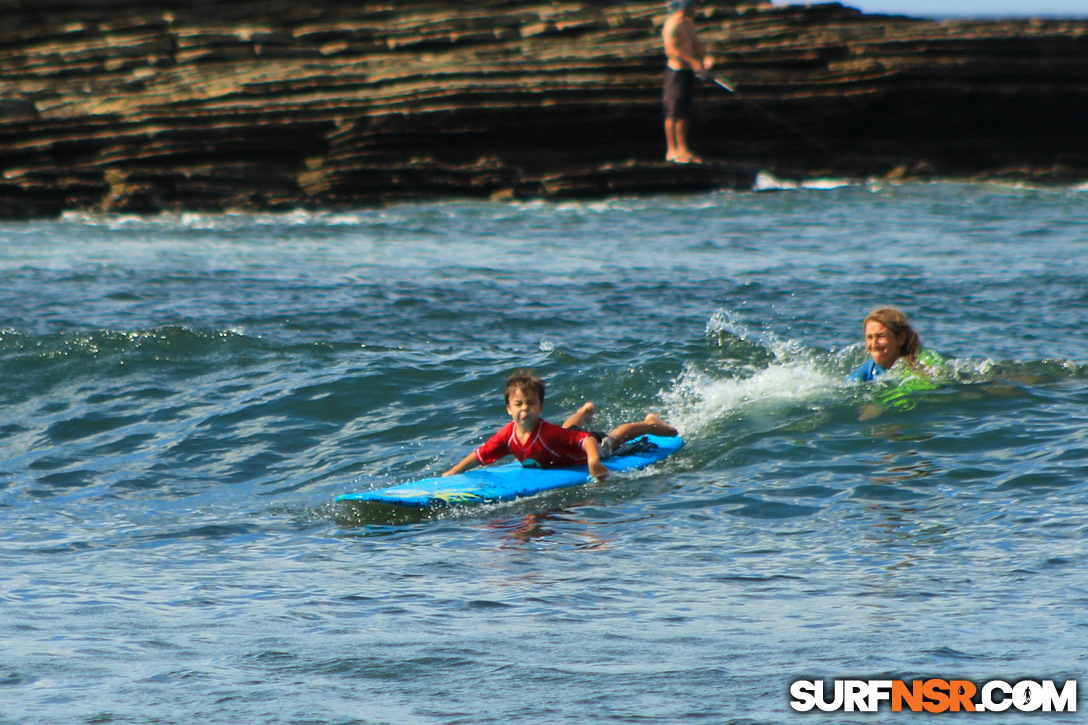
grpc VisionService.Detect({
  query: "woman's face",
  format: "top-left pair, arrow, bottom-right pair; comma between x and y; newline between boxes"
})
864,320 -> 905,369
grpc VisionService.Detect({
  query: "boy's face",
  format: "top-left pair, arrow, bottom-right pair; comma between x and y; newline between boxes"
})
506,386 -> 543,432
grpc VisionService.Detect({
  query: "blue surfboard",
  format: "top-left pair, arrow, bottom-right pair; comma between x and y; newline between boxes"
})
336,434 -> 684,509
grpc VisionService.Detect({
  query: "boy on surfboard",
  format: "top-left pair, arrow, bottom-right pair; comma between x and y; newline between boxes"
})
443,372 -> 678,481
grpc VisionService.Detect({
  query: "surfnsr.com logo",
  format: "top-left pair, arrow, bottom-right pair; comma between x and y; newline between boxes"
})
790,679 -> 1077,713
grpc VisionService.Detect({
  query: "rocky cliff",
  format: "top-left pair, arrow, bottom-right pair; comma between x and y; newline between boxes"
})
0,0 -> 1085,217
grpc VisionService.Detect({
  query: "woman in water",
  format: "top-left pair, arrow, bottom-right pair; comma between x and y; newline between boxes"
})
846,307 -> 925,382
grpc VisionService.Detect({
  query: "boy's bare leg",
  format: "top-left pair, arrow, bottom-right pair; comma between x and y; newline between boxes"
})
562,401 -> 596,429
606,414 -> 678,446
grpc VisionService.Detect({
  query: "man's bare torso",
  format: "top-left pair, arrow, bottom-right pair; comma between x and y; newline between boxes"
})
663,13 -> 704,71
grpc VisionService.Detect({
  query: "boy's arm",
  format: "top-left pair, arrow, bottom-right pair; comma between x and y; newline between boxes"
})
445,425 -> 510,476
583,437 -> 610,481
443,451 -> 480,477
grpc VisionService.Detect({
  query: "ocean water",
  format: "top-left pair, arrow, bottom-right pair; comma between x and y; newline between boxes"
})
1,181 -> 1086,724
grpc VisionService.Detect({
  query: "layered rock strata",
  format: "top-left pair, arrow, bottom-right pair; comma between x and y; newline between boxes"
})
0,0 -> 1085,217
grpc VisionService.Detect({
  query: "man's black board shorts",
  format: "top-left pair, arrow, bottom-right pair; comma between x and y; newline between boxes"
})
663,67 -> 697,120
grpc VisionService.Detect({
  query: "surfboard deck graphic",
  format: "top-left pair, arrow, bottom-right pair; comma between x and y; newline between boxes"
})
336,435 -> 683,508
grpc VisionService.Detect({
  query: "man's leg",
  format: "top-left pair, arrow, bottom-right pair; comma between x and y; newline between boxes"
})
665,117 -> 679,161
674,117 -> 702,163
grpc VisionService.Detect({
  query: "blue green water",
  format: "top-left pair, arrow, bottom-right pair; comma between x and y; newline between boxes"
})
1,182 -> 1086,724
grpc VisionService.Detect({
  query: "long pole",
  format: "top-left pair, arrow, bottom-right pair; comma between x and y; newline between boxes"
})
709,75 -> 834,157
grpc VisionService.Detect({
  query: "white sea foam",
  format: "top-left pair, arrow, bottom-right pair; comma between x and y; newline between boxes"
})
753,171 -> 855,192
661,309 -> 844,435
754,171 -> 798,191
664,361 -> 839,436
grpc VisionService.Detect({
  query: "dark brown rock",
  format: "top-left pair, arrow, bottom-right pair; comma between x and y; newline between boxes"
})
0,0 -> 1085,218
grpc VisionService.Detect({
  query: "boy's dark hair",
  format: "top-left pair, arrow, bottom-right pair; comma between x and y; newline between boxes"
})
504,371 -> 546,404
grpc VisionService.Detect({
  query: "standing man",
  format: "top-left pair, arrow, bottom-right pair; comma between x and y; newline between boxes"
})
662,0 -> 714,163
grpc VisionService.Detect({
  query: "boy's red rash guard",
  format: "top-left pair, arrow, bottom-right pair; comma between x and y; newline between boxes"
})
474,419 -> 592,468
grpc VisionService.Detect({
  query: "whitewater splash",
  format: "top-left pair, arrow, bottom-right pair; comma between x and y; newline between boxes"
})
662,310 -> 847,435
664,362 -> 840,436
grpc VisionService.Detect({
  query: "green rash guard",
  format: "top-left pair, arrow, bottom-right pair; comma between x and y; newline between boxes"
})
871,349 -> 947,410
